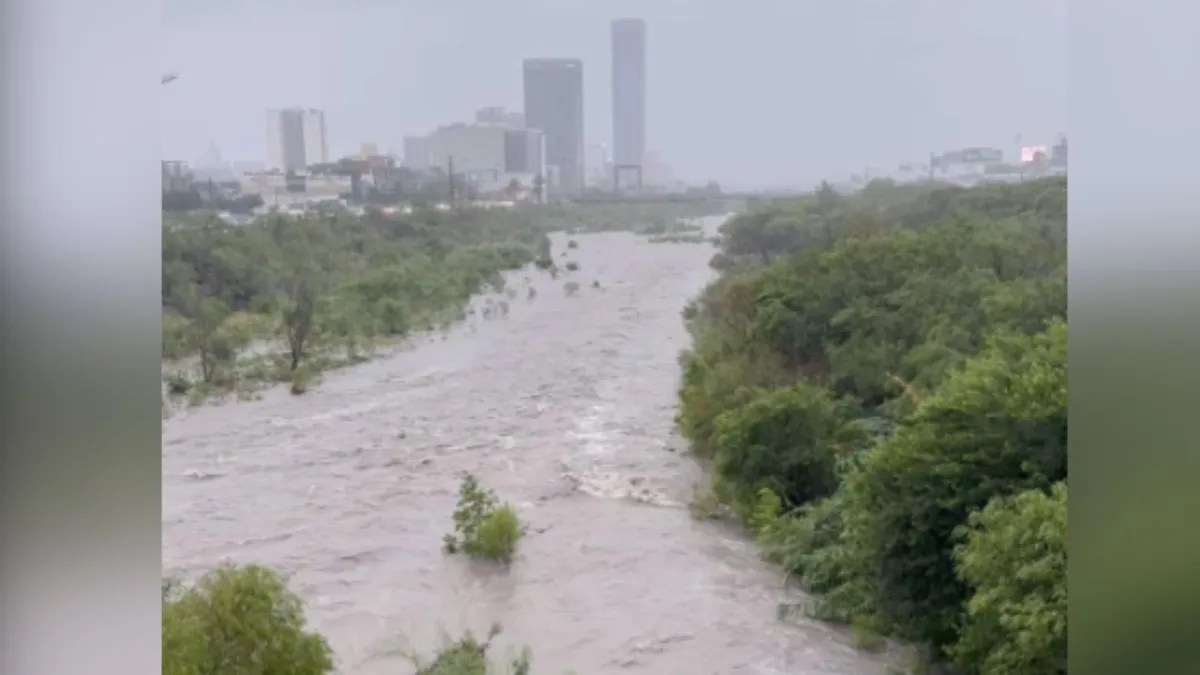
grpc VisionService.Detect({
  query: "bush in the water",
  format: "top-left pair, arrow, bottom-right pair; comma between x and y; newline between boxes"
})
162,564 -> 334,675
563,281 -> 580,296
413,624 -> 532,675
564,261 -> 579,272
290,366 -> 315,395
443,474 -> 523,564
567,239 -> 578,249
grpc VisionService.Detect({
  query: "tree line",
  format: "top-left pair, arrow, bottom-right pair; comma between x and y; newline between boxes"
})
162,199 -> 728,404
162,206 -> 551,400
678,177 -> 1067,674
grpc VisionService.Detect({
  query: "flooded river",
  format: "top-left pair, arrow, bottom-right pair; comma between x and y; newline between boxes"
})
162,215 -> 900,674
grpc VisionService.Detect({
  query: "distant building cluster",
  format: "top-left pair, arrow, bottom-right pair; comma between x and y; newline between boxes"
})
163,17 -> 671,217
398,18 -> 651,200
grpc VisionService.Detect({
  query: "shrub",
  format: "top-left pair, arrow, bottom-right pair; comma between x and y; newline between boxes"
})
474,506 -> 522,564
567,239 -> 578,249
165,372 -> 193,396
413,625 -> 532,675
951,483 -> 1067,675
564,261 -> 579,272
852,616 -> 888,653
162,565 -> 333,675
443,475 -> 522,564
291,366 -> 315,395
711,383 -> 845,509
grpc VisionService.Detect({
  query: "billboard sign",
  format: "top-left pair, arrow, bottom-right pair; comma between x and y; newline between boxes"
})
1020,146 -> 1049,163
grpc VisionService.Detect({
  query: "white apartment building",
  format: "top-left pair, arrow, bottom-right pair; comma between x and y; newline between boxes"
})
425,123 -> 508,176
302,109 -> 329,166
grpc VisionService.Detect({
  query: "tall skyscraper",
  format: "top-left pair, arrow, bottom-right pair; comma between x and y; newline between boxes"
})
611,19 -> 646,178
523,58 -> 584,195
266,108 -> 307,173
302,109 -> 329,166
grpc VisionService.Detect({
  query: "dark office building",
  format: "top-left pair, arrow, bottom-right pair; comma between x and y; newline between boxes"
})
523,58 -> 584,195
611,18 -> 646,174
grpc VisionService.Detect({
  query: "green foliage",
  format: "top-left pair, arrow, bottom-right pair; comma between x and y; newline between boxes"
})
759,490 -> 877,625
676,178 -> 1068,671
443,475 -> 522,564
165,372 -> 193,395
474,506 -> 522,564
162,564 -> 334,675
851,616 -> 888,653
846,322 -> 1067,647
162,314 -> 193,360
951,483 -> 1067,675
747,486 -> 783,536
712,383 -> 845,508
411,624 -> 535,675
290,366 -> 316,395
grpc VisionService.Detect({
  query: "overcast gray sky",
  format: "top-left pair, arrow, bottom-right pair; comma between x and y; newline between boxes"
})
161,0 -> 1066,189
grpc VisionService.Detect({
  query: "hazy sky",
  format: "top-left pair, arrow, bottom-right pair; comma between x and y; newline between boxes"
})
162,0 -> 1066,189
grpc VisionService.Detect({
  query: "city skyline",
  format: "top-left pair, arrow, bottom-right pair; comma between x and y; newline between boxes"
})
162,0 -> 1066,189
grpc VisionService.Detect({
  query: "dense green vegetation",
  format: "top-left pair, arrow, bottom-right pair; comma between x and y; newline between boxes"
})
676,177 -> 1067,674
162,201 -> 723,405
443,474 -> 523,564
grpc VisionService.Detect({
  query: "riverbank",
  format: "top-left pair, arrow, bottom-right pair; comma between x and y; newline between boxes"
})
676,178 -> 1067,673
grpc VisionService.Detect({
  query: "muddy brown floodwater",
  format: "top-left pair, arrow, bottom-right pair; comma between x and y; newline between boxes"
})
163,215 -> 903,674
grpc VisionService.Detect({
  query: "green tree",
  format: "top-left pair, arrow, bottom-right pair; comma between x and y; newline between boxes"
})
712,383 -> 846,509
186,293 -> 232,383
162,565 -> 334,675
845,321 -> 1067,648
952,482 -> 1067,675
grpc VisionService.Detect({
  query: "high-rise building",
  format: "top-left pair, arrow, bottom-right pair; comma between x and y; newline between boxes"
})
266,108 -> 307,173
523,58 -> 584,195
302,109 -> 329,166
611,19 -> 646,174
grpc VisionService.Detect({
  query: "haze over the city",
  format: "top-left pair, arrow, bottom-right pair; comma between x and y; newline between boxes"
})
162,0 -> 1066,190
